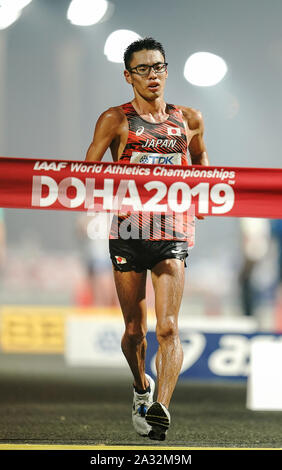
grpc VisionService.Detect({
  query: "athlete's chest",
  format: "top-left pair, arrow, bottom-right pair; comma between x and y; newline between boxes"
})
115,103 -> 190,164
127,112 -> 186,150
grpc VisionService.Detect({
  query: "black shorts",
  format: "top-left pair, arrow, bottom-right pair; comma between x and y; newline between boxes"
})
109,239 -> 188,272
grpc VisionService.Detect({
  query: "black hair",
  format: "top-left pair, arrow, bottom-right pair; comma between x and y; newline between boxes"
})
123,37 -> 166,70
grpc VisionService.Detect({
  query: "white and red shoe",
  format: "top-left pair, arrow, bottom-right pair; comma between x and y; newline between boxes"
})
132,374 -> 155,437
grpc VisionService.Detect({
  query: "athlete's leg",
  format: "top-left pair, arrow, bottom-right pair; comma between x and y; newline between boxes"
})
113,268 -> 149,391
151,258 -> 185,408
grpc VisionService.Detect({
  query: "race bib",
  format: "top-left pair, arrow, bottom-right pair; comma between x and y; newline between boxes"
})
130,152 -> 182,165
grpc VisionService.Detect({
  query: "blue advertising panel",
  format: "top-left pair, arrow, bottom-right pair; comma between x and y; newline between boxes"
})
145,331 -> 282,381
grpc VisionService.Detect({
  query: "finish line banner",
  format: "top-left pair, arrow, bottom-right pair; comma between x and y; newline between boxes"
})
0,156 -> 282,218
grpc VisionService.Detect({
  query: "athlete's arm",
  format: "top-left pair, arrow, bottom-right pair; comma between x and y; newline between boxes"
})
85,107 -> 124,162
183,107 -> 209,219
186,109 -> 209,166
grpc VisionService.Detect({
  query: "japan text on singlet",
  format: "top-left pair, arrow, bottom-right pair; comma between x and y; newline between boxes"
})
109,101 -> 195,246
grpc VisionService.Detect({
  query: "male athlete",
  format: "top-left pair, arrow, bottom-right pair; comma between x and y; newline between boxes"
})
85,37 -> 209,440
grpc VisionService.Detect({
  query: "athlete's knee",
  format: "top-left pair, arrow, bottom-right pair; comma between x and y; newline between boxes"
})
153,257 -> 184,275
123,322 -> 147,344
156,317 -> 179,342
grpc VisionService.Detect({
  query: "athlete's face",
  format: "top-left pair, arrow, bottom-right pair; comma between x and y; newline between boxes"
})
124,49 -> 168,101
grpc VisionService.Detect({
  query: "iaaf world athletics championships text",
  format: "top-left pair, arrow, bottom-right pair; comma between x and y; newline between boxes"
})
33,160 -> 236,182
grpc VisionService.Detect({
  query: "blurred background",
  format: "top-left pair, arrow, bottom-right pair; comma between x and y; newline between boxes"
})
0,0 -> 282,382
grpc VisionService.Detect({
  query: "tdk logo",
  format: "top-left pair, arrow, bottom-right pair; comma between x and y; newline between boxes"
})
141,155 -> 176,164
130,152 -> 181,165
139,155 -> 150,163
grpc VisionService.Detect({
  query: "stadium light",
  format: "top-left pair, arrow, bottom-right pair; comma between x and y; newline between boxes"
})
0,0 -> 32,9
184,52 -> 228,87
67,0 -> 109,26
0,5 -> 21,30
104,30 -> 141,63
0,0 -> 32,30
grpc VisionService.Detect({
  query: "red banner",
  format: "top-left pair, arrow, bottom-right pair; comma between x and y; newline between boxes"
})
0,156 -> 282,218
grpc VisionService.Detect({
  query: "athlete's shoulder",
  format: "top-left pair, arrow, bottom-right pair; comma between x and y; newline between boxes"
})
95,105 -> 127,137
98,105 -> 125,124
174,105 -> 204,131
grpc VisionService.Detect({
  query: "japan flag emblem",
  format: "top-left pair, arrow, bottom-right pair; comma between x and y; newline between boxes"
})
115,256 -> 127,264
167,127 -> 181,136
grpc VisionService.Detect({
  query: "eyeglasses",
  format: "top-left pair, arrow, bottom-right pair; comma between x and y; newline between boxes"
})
128,62 -> 168,76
